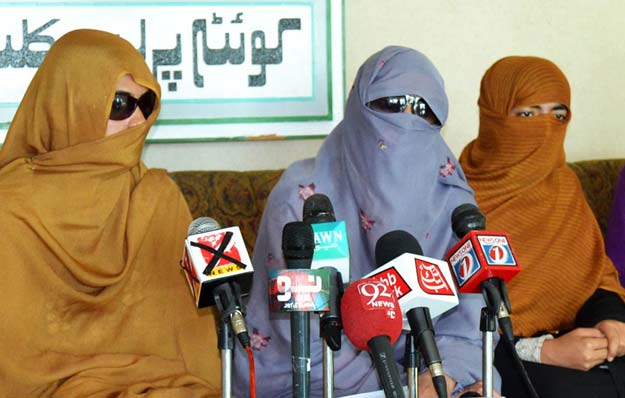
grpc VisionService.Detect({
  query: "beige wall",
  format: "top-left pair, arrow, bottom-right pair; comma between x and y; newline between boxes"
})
143,0 -> 625,171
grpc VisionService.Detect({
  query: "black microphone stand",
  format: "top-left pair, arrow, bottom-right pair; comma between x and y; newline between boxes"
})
407,307 -> 446,398
218,318 -> 234,398
213,281 -> 250,398
480,307 -> 496,398
482,279 -> 540,398
319,269 -> 343,398
404,332 -> 419,398
480,278 -> 508,398
480,277 -> 513,398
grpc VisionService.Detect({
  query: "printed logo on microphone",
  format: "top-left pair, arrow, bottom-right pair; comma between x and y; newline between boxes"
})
312,222 -> 349,260
477,235 -> 517,266
268,270 -> 330,312
458,255 -> 476,282
369,266 -> 411,300
415,259 -> 454,296
448,239 -> 481,287
197,231 -> 243,275
357,279 -> 398,320
181,249 -> 200,298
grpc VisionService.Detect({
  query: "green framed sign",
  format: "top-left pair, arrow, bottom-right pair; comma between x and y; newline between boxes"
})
0,0 -> 344,142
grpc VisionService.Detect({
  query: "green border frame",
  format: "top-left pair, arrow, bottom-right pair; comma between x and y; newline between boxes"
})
0,0 -> 346,143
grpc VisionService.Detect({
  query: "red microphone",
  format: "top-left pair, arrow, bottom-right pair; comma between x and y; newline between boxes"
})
341,277 -> 405,398
445,203 -> 521,342
445,204 -> 520,294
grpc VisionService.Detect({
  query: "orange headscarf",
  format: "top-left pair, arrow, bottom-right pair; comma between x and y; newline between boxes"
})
459,56 -> 625,336
0,30 -> 220,397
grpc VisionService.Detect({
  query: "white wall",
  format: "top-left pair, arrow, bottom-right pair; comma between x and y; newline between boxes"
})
143,0 -> 625,171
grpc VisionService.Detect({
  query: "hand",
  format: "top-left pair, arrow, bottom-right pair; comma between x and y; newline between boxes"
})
595,319 -> 625,361
541,327 -> 608,370
418,371 -> 456,398
454,380 -> 502,397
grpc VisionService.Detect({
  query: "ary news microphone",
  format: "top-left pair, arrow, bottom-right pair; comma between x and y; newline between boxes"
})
341,277 -> 405,398
181,217 -> 254,347
270,221 -> 327,398
371,230 -> 453,398
445,203 -> 521,342
302,193 -> 346,351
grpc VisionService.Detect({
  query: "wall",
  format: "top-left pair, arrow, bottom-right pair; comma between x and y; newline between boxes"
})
142,0 -> 625,171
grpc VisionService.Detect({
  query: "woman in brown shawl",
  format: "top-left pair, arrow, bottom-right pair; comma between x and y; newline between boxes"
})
0,29 -> 221,397
459,56 -> 625,398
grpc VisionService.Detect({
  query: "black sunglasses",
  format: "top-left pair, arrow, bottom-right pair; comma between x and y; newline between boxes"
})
367,94 -> 441,125
109,90 -> 157,121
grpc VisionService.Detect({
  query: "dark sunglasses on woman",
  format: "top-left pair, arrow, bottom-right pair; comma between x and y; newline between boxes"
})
367,94 -> 441,126
109,90 -> 157,121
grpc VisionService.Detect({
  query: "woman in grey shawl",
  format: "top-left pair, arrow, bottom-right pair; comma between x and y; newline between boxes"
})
233,46 -> 496,397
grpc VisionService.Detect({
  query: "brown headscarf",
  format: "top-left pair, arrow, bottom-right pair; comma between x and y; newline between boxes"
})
0,29 -> 220,397
459,56 -> 625,336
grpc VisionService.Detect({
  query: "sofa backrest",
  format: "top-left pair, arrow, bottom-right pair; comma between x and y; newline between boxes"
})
169,158 -> 625,254
169,169 -> 283,252
568,158 -> 624,235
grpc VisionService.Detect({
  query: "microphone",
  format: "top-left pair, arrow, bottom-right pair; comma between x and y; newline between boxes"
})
181,217 -> 253,347
279,221 -> 317,398
302,193 -> 346,351
341,277 -> 405,398
305,193 -> 351,283
445,203 -> 521,342
367,232 -> 459,324
371,230 -> 452,398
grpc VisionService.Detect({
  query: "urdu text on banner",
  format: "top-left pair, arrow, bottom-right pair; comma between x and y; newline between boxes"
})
0,0 -> 344,143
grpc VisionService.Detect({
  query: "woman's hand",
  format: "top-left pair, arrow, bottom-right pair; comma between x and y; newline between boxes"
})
454,380 -> 502,397
595,319 -> 625,361
541,327 -> 608,370
417,371 -> 456,398
417,372 -> 501,398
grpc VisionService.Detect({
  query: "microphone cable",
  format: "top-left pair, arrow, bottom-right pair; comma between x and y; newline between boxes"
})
481,276 -> 540,398
245,345 -> 256,398
502,336 -> 540,398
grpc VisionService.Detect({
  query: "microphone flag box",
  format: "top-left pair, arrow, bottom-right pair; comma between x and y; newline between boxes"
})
311,221 -> 350,284
268,269 -> 331,312
445,231 -> 521,293
181,226 -> 253,308
365,253 -> 459,330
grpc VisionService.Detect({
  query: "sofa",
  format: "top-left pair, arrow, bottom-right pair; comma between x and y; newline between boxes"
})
169,158 -> 625,254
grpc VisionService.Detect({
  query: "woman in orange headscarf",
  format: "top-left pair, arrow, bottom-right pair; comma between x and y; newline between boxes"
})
0,29 -> 221,397
460,56 -> 625,398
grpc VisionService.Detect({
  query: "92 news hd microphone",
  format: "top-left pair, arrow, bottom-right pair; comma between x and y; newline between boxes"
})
374,230 -> 448,398
181,217 -> 253,348
341,277 -> 405,398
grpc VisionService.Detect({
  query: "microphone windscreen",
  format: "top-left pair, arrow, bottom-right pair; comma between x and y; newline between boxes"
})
375,230 -> 423,266
302,193 -> 336,224
341,277 -> 403,351
451,203 -> 486,238
281,222 -> 315,265
188,217 -> 221,236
